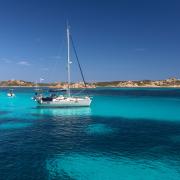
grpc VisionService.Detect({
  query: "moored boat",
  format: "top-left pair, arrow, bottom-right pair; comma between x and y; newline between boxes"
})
34,25 -> 92,107
7,89 -> 15,97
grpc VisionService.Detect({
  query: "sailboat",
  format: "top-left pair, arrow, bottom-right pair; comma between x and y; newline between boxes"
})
34,25 -> 92,107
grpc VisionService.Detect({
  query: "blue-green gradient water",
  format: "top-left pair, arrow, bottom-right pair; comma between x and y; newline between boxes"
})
1,87 -> 180,180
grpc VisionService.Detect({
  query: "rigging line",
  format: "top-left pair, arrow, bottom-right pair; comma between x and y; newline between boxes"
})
73,88 -> 86,96
69,34 -> 87,88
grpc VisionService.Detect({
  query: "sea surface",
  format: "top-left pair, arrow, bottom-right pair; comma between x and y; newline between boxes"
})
1,87 -> 180,180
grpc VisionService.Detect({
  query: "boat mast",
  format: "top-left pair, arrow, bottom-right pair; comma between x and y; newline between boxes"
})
67,24 -> 71,97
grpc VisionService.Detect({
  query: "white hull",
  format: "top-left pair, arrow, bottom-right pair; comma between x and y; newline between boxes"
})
7,93 -> 15,97
37,96 -> 91,107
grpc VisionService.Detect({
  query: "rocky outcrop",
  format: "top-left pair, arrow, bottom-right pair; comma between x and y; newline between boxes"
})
0,80 -> 34,87
0,80 -> 95,88
1,77 -> 180,88
95,77 -> 180,88
49,82 -> 96,89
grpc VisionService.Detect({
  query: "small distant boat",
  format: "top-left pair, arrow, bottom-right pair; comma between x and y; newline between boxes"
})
34,25 -> 92,107
7,89 -> 15,97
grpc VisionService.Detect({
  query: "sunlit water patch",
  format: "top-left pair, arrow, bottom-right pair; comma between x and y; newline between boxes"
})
86,123 -> 114,135
46,153 -> 180,180
91,96 -> 180,121
0,91 -> 43,120
1,88 -> 180,121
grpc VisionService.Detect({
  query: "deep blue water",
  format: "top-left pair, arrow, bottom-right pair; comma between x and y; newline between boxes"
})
1,88 -> 180,179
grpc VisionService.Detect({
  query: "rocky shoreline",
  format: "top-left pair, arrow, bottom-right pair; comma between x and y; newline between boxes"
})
0,78 -> 180,88
95,78 -> 180,88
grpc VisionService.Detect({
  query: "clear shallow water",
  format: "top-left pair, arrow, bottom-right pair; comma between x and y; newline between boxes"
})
1,88 -> 180,179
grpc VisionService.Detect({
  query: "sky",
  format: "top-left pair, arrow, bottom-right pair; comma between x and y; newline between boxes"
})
0,0 -> 180,82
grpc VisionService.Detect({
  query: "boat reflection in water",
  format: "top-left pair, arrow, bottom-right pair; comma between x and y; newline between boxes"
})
35,106 -> 92,117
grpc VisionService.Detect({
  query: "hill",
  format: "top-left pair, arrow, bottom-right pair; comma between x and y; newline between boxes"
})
1,78 -> 180,88
94,77 -> 180,88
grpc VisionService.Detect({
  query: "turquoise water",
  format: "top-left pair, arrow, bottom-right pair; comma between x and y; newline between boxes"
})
47,153 -> 180,180
1,87 -> 180,179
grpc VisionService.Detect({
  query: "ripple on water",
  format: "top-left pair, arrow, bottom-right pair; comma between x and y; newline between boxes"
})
86,123 -> 114,135
0,122 -> 32,130
170,135 -> 180,143
0,111 -> 42,121
33,107 -> 91,117
46,153 -> 180,180
0,111 -> 10,115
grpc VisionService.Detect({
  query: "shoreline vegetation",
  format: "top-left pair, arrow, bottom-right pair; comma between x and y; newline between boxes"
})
0,77 -> 180,88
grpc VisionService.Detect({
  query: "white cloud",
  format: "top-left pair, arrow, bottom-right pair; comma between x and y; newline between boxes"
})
17,61 -> 31,66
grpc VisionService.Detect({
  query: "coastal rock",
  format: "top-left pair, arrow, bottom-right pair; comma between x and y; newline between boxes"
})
94,77 -> 180,88
1,77 -> 180,88
49,82 -> 96,89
